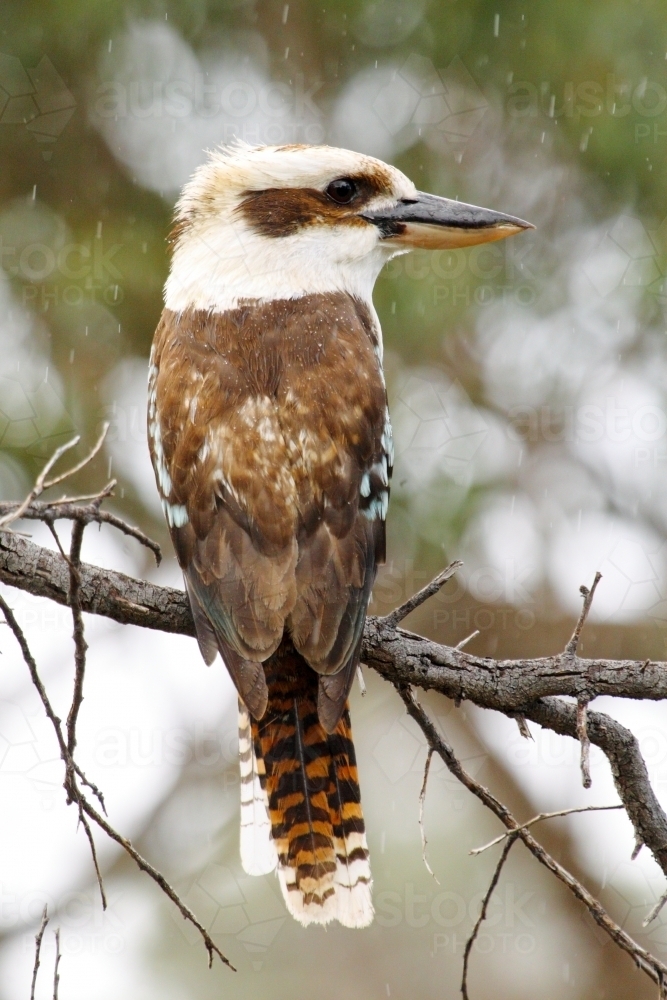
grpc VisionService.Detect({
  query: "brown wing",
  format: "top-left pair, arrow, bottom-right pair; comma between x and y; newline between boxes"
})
272,296 -> 390,690
148,293 -> 390,729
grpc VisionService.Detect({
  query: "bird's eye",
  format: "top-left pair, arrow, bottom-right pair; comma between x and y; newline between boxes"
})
326,178 -> 358,204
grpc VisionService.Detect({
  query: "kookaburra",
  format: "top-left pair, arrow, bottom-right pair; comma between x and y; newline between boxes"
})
148,142 -> 531,929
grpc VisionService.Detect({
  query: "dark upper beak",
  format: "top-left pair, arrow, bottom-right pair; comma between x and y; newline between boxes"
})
361,191 -> 534,250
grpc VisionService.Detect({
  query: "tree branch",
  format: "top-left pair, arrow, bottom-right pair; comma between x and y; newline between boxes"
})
5,522 -> 667,991
462,835 -> 516,1000
400,688 -> 667,995
3,534 -> 667,879
30,907 -> 49,1000
470,804 -> 623,856
0,424 -> 109,531
0,572 -> 233,973
382,560 -> 462,627
4,531 -> 667,708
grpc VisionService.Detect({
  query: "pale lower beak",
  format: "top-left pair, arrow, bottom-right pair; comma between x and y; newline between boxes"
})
361,191 -> 534,249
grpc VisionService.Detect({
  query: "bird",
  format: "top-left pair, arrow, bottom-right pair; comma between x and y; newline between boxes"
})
147,141 -> 531,930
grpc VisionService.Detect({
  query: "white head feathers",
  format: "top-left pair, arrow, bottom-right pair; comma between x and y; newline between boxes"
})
164,141 -> 416,314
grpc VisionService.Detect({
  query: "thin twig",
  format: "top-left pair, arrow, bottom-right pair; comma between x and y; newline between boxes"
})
0,437 -> 79,530
644,887 -> 667,928
30,906 -> 49,1000
45,521 -> 70,566
399,687 -> 667,991
456,630 -> 479,650
48,483 -> 117,505
382,560 -> 462,627
0,424 -> 109,531
577,698 -> 592,789
78,809 -> 107,909
74,764 -> 107,811
461,836 -> 516,1000
0,490 -> 162,566
514,715 -> 533,740
76,789 -> 234,970
53,928 -> 61,1000
470,804 -> 624,855
66,520 -> 87,757
418,747 -> 439,883
565,572 -> 602,657
42,423 -> 109,491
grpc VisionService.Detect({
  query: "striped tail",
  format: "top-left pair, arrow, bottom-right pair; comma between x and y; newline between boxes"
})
238,640 -> 373,928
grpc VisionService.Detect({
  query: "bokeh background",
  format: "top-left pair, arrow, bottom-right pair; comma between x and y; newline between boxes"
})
1,1 -> 667,996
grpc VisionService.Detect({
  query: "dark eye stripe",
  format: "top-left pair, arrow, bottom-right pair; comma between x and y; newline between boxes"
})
237,173 -> 391,238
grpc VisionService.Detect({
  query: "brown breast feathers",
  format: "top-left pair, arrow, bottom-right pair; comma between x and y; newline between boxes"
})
148,292 -> 391,705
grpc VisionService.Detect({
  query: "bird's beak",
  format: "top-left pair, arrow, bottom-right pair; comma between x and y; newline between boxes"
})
361,191 -> 534,250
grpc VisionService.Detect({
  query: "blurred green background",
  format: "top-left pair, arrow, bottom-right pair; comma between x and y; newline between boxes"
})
1,1 -> 667,997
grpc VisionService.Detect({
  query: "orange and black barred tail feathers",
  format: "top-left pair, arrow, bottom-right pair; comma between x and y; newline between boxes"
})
244,640 -> 373,928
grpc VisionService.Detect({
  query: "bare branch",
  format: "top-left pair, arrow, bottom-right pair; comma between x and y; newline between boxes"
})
471,804 -> 624,855
0,531 -> 177,631
0,425 -> 109,531
382,560 -> 462,627
418,747 -> 438,883
400,688 -> 667,991
47,485 -> 116,505
53,928 -> 61,1000
76,788 -> 234,970
514,715 -> 533,740
577,698 -> 592,789
644,887 -> 667,928
30,906 -> 49,1000
565,572 -> 602,657
0,492 -> 162,566
1,437 -> 80,530
3,535 -> 667,884
78,807 -> 107,908
72,757 -> 107,814
4,536 -> 667,877
462,836 -> 516,1000
522,698 -> 667,879
66,520 -> 87,757
45,521 -> 70,566
456,630 -> 479,650
42,423 -> 109,491
0,593 -> 234,973
5,517 -> 667,987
